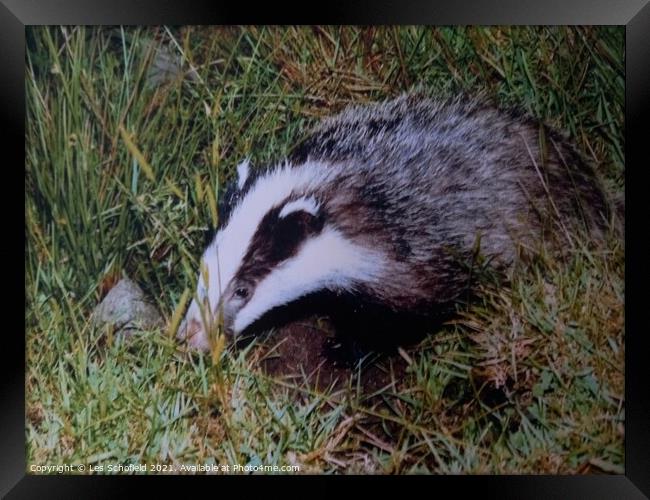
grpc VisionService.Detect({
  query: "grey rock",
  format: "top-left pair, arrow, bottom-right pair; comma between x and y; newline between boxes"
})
92,278 -> 164,336
146,43 -> 199,89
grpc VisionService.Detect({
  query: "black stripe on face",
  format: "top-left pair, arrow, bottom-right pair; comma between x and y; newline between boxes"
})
234,201 -> 325,284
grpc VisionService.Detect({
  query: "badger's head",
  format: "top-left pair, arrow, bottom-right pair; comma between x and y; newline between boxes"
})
177,159 -> 388,351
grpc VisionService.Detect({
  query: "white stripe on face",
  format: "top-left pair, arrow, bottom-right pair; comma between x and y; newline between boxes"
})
232,227 -> 388,334
200,161 -> 333,317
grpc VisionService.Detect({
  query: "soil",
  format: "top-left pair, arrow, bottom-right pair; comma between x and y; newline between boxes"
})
251,317 -> 410,393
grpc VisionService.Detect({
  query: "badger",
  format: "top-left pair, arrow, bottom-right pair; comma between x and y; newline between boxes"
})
177,92 -> 610,352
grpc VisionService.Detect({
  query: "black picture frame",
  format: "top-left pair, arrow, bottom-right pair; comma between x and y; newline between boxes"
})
5,1 -> 649,498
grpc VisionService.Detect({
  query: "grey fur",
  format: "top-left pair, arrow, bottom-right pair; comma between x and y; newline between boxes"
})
279,92 -> 610,312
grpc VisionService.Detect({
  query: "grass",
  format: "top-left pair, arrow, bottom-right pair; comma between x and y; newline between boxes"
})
25,26 -> 624,474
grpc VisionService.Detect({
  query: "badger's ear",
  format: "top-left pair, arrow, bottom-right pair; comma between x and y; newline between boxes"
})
236,158 -> 251,190
279,196 -> 320,219
274,196 -> 324,244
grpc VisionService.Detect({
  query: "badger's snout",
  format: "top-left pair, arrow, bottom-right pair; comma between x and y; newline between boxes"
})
177,313 -> 211,351
177,299 -> 215,351
177,296 -> 240,351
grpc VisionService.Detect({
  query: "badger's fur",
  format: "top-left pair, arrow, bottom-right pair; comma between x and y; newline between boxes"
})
178,93 -> 610,351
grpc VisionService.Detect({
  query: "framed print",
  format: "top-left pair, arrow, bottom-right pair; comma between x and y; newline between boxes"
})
4,0 -> 649,498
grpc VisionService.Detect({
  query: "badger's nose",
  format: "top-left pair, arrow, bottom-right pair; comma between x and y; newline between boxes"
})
177,317 -> 199,340
177,317 -> 211,351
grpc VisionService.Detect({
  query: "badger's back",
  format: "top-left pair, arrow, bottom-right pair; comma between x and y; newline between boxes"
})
287,93 -> 610,306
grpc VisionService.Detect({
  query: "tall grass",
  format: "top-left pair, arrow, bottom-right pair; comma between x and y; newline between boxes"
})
25,26 -> 624,474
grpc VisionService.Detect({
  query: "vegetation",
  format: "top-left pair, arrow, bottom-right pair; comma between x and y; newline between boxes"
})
25,26 -> 624,474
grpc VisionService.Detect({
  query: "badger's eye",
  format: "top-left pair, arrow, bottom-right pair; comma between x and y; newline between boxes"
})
234,287 -> 249,299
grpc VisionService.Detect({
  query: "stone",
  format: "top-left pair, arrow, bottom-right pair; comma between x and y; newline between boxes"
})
92,277 -> 164,336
